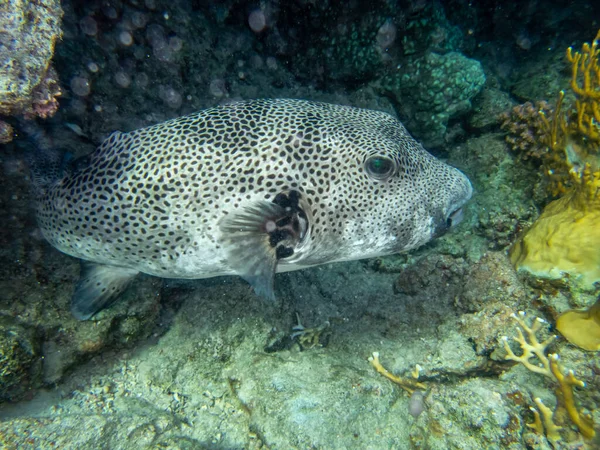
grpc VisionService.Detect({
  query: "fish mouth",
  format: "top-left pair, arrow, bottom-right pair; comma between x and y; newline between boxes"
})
434,170 -> 472,236
447,207 -> 465,228
433,206 -> 466,238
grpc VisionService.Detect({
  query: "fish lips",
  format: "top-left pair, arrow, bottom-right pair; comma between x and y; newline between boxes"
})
433,174 -> 473,238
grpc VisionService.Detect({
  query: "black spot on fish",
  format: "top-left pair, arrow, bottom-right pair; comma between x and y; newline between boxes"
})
269,229 -> 289,247
276,216 -> 292,227
276,246 -> 294,259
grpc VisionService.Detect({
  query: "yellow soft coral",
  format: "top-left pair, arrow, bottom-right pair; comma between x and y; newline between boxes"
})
556,298 -> 600,351
510,31 -> 600,287
510,165 -> 600,288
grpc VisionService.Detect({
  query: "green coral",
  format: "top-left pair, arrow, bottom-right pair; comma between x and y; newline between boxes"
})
401,1 -> 464,55
325,22 -> 385,81
381,51 -> 485,147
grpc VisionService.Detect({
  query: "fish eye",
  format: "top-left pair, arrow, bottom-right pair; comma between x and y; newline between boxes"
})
365,156 -> 395,180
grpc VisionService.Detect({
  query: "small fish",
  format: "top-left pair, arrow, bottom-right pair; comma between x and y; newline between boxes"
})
31,99 -> 472,319
64,122 -> 85,137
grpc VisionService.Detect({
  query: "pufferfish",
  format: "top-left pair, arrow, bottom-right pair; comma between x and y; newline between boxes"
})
32,99 -> 472,320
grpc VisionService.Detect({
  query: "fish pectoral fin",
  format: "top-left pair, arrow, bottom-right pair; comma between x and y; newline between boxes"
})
71,262 -> 139,320
221,201 -> 282,301
221,200 -> 302,301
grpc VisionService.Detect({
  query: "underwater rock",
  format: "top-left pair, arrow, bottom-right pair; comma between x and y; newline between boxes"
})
409,379 -> 525,448
450,133 -> 539,250
0,120 -> 14,144
470,86 -> 516,131
0,317 -> 41,402
510,49 -> 568,102
40,276 -> 163,385
0,0 -> 63,123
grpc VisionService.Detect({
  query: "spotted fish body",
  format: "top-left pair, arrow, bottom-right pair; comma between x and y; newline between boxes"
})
34,99 -> 472,319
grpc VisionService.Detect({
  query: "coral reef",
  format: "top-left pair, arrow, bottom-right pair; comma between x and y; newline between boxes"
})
500,100 -> 554,162
380,51 -> 486,147
398,1 -> 465,56
502,311 -> 596,442
510,30 -> 600,288
509,50 -> 569,103
2,0 -> 600,447
277,0 -> 466,85
510,165 -> 600,289
0,0 -> 63,140
0,243 -> 164,399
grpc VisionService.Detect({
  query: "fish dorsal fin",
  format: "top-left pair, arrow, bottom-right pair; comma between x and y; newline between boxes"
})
71,262 -> 139,320
220,195 -> 308,300
89,131 -> 127,162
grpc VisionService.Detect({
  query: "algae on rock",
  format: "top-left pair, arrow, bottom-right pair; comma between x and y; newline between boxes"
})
0,318 -> 41,402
